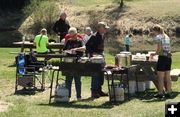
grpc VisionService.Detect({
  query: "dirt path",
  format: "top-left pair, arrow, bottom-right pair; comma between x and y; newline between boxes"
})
0,101 -> 14,112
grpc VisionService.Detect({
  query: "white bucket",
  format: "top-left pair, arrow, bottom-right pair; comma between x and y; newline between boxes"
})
127,80 -> 136,94
145,81 -> 151,90
136,82 -> 146,92
54,84 -> 69,102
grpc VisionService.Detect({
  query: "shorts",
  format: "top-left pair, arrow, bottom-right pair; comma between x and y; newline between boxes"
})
157,56 -> 172,71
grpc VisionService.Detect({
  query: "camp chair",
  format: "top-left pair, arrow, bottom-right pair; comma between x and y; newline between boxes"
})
15,53 -> 46,94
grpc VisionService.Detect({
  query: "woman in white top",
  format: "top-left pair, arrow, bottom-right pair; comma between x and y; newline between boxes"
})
83,27 -> 93,44
151,25 -> 172,98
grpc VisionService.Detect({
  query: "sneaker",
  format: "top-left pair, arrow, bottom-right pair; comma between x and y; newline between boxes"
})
154,93 -> 164,98
98,91 -> 108,97
165,92 -> 173,98
91,93 -> 100,98
77,98 -> 82,101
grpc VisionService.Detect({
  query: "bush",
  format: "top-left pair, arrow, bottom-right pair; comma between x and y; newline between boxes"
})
23,0 -> 59,35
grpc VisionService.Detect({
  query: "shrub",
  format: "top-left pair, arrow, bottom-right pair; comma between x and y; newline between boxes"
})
23,0 -> 59,35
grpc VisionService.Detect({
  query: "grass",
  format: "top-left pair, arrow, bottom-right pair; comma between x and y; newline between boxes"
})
0,48 -> 179,117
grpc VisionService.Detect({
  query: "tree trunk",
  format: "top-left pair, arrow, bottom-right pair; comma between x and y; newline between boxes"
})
120,0 -> 124,8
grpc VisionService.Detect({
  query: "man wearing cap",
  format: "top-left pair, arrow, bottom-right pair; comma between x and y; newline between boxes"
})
53,11 -> 70,42
63,27 -> 85,101
86,22 -> 110,98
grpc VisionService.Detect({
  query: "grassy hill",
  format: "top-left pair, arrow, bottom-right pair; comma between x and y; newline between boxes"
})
18,0 -> 180,54
0,0 -> 180,51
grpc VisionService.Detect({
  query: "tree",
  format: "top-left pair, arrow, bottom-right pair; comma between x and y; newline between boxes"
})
120,0 -> 124,8
113,0 -> 124,8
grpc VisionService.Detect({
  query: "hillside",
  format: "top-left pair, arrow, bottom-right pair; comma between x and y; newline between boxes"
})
0,0 -> 180,53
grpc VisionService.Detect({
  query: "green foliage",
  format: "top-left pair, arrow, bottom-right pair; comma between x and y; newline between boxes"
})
23,0 -> 59,35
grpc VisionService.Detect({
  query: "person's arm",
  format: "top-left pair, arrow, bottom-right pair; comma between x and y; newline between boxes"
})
155,43 -> 161,55
53,21 -> 59,34
46,37 -> 49,47
63,40 -> 70,51
85,36 -> 95,52
66,20 -> 70,30
72,46 -> 86,52
34,36 -> 37,46
151,36 -> 162,56
71,40 -> 86,52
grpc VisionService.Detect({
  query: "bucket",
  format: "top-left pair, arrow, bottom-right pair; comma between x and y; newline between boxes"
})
136,82 -> 146,92
145,81 -> 151,90
54,84 -> 69,102
125,80 -> 136,94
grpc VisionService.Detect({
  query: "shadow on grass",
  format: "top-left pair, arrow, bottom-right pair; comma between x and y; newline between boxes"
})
8,63 -> 16,67
14,88 -> 45,96
38,97 -> 129,109
134,90 -> 180,102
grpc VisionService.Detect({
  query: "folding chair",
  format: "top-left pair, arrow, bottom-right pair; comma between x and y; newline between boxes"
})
15,53 -> 46,94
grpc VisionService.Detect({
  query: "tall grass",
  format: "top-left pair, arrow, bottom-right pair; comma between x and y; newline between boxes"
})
23,0 -> 59,35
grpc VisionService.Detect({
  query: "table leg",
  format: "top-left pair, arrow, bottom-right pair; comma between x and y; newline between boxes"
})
127,70 -> 130,100
55,71 -> 60,89
49,70 -> 55,104
42,70 -> 45,90
111,73 -> 116,102
105,71 -> 111,101
135,71 -> 139,97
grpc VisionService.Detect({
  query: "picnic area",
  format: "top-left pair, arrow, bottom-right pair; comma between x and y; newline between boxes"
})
0,0 -> 180,117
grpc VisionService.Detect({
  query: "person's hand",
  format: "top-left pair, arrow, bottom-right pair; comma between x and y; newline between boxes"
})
71,48 -> 77,53
150,53 -> 156,56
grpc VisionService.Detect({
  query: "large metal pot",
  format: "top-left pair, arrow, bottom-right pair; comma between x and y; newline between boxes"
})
90,56 -> 105,64
115,51 -> 132,67
62,57 -> 77,63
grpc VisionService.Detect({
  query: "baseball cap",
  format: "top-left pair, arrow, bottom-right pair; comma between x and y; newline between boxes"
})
85,27 -> 92,32
98,22 -> 110,29
68,27 -> 77,35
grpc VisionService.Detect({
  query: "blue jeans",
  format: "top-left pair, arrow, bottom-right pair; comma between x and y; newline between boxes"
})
91,73 -> 104,93
65,76 -> 81,98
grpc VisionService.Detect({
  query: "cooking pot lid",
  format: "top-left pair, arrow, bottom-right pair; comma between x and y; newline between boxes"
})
120,51 -> 131,54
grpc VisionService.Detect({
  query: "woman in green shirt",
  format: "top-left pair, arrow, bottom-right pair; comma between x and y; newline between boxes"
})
34,28 -> 49,54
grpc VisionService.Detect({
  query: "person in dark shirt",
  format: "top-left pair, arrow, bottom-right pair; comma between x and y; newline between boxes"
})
53,11 -> 70,42
86,22 -> 110,98
63,27 -> 85,101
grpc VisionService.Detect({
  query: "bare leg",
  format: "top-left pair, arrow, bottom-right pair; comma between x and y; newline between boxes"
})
157,71 -> 165,93
164,80 -> 167,92
164,71 -> 172,92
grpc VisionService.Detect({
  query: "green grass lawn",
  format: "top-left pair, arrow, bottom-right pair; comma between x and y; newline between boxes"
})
0,48 -> 179,117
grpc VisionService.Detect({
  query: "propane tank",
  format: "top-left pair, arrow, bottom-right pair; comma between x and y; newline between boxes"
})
110,84 -> 124,102
54,84 -> 69,102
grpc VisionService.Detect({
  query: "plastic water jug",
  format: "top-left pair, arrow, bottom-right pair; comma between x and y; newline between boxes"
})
54,84 -> 69,102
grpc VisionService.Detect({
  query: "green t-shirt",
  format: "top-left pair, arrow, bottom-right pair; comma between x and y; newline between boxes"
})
34,35 -> 49,53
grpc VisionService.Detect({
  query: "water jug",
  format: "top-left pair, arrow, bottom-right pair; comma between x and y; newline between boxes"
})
54,84 -> 69,102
